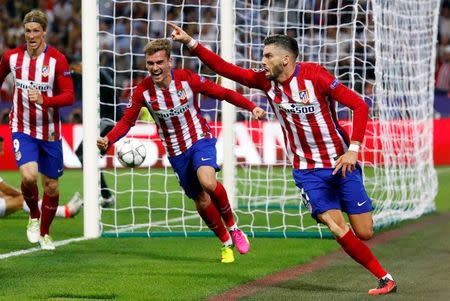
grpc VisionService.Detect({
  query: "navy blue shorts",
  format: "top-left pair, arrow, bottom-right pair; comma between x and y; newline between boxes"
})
292,166 -> 372,219
12,132 -> 64,179
168,138 -> 220,199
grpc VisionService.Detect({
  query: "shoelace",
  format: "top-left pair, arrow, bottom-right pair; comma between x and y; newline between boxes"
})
377,278 -> 389,289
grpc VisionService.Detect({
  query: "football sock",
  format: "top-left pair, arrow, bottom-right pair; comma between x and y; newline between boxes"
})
196,202 -> 230,243
0,198 -> 6,217
223,237 -> 233,247
209,181 -> 235,227
23,200 -> 67,218
21,182 -> 40,219
337,229 -> 387,279
40,193 -> 59,236
228,223 -> 238,232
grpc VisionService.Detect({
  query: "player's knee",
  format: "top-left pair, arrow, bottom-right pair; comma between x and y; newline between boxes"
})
44,181 -> 59,196
354,228 -> 373,241
200,178 -> 217,194
21,175 -> 38,187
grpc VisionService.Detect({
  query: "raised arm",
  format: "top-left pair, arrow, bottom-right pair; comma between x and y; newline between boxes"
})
188,71 -> 266,120
169,22 -> 265,90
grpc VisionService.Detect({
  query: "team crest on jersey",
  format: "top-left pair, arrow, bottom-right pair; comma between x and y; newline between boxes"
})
15,150 -> 22,161
177,89 -> 187,100
41,65 -> 49,77
298,90 -> 310,104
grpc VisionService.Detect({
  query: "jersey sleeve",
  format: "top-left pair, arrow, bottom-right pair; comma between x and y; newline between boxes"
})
106,84 -> 145,145
187,70 -> 257,112
192,43 -> 267,90
41,54 -> 74,107
0,51 -> 11,86
315,65 -> 369,143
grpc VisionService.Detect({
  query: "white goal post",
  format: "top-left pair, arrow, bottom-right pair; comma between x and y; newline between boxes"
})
82,0 -> 439,238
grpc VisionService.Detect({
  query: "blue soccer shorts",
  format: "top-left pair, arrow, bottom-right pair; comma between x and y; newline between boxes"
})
292,165 -> 372,220
168,138 -> 220,199
12,132 -> 64,179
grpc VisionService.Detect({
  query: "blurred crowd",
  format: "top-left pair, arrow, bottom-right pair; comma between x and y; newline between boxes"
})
0,0 -> 449,124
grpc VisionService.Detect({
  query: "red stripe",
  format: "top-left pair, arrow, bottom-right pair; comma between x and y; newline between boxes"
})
53,108 -> 60,140
147,82 -> 176,156
28,58 -> 37,138
15,52 -> 25,133
281,82 -> 315,169
41,55 -> 51,140
162,87 -> 187,153
327,99 -> 347,154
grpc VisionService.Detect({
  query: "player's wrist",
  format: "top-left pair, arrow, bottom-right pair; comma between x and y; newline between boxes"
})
186,38 -> 197,49
348,143 -> 360,153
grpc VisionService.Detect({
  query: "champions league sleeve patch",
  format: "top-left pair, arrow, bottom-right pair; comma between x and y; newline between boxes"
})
63,71 -> 72,77
199,76 -> 207,83
330,79 -> 340,90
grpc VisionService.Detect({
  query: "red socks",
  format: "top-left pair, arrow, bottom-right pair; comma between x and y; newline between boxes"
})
196,202 -> 230,243
21,182 -> 40,219
337,229 -> 387,279
40,193 -> 59,236
209,182 -> 235,228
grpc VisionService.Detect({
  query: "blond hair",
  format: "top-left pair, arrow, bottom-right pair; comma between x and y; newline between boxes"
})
143,39 -> 171,57
23,10 -> 48,31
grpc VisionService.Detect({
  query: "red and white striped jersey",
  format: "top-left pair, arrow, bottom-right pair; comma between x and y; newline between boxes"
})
193,43 -> 369,169
0,44 -> 74,141
107,69 -> 256,157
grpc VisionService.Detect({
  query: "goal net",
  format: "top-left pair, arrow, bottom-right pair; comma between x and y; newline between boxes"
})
91,0 -> 439,237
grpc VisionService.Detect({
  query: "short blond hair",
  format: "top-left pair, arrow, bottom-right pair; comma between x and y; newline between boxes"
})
23,10 -> 48,31
143,39 -> 171,58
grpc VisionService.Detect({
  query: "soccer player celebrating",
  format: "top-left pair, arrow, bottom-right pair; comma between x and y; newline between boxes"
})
169,23 -> 396,294
97,39 -> 266,263
0,10 -> 75,250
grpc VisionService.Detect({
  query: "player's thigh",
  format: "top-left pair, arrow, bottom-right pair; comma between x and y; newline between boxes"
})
317,209 -> 349,237
38,139 -> 64,179
292,168 -> 341,219
348,212 -> 373,240
12,133 -> 39,175
338,167 -> 372,216
196,166 -> 217,192
168,150 -> 202,199
20,162 -> 39,184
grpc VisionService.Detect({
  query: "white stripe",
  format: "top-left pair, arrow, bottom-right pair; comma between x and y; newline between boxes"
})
0,236 -> 90,260
47,57 -> 57,138
10,53 -> 19,132
34,55 -> 45,139
22,53 -> 31,135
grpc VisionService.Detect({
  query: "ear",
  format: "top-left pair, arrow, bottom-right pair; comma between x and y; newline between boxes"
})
282,54 -> 290,66
168,57 -> 173,68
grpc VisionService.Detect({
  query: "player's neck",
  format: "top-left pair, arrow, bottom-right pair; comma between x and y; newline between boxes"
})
276,63 -> 297,83
154,75 -> 172,89
27,42 -> 46,59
